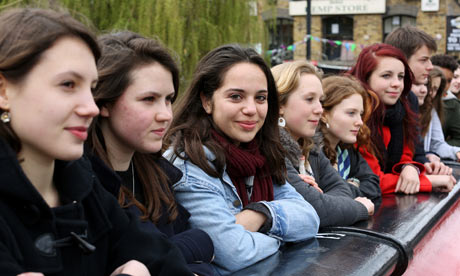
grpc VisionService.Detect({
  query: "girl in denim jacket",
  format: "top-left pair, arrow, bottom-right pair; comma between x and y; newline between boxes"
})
164,44 -> 319,275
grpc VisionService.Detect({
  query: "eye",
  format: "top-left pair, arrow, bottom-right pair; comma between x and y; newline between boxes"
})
381,74 -> 391,79
142,96 -> 155,102
166,94 -> 174,103
229,94 -> 242,101
61,80 -> 76,89
306,97 -> 314,102
398,74 -> 405,80
256,94 -> 267,102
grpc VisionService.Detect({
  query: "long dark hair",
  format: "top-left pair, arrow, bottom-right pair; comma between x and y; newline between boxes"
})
0,8 -> 100,153
349,43 -> 418,165
87,31 -> 179,223
166,44 -> 286,183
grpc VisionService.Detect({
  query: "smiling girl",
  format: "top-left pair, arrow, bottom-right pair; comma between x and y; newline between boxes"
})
350,43 -> 455,194
318,75 -> 381,203
272,61 -> 374,227
164,44 -> 319,275
0,8 -> 192,276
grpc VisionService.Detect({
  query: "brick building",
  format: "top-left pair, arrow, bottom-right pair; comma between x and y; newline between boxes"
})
265,0 -> 460,68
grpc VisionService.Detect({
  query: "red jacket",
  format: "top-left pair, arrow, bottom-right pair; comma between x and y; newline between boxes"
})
359,126 -> 432,194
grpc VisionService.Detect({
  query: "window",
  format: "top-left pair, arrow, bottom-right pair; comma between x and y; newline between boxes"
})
263,8 -> 294,65
383,15 -> 416,41
322,16 -> 353,61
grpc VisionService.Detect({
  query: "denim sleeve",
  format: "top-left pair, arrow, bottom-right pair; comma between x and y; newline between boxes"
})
259,181 -> 319,241
173,173 -> 281,275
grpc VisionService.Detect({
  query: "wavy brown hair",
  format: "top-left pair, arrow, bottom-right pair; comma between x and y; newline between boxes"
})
320,75 -> 373,164
166,44 -> 286,184
0,8 -> 100,153
87,31 -> 179,223
271,60 -> 322,160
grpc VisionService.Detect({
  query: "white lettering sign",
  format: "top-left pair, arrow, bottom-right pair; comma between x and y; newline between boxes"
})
289,0 -> 386,16
421,0 -> 439,12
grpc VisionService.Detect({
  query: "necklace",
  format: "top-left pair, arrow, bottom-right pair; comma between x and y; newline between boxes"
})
131,162 -> 135,197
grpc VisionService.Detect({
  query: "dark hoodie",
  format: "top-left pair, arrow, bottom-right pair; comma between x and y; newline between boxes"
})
279,128 -> 369,227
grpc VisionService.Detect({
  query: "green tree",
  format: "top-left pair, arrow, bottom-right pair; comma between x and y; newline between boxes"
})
0,0 -> 273,93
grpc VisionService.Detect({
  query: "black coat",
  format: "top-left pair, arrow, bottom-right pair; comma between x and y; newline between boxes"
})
88,154 -> 215,276
0,140 -> 192,276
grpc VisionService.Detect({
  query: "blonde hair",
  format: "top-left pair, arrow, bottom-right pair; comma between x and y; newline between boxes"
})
271,61 -> 322,159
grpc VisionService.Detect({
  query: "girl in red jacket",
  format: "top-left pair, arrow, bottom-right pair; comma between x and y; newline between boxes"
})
349,43 -> 455,194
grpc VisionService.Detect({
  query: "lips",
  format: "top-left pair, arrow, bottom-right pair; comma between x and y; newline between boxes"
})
308,120 -> 319,126
65,126 -> 88,141
350,130 -> 359,135
151,128 -> 166,137
237,121 -> 257,130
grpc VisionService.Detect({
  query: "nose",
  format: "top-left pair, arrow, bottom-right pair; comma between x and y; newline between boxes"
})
155,101 -> 173,122
426,59 -> 433,71
76,88 -> 99,118
355,116 -> 363,127
313,100 -> 323,115
391,76 -> 403,88
242,99 -> 257,115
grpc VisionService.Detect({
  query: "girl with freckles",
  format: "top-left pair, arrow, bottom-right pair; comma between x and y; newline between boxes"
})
86,31 -> 214,276
350,43 -> 456,195
272,61 -> 375,227
0,8 -> 192,276
164,44 -> 319,275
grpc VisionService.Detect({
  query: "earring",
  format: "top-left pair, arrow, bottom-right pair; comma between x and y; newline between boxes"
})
326,122 -> 330,129
278,117 -> 286,127
1,111 -> 10,123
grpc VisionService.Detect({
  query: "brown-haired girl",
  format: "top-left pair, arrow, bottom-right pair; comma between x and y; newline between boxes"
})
86,31 -> 214,276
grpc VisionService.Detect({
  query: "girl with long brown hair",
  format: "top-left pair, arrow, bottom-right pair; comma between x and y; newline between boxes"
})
86,31 -> 214,276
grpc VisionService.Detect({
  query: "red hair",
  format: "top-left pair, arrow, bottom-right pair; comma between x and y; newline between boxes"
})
349,43 -> 419,166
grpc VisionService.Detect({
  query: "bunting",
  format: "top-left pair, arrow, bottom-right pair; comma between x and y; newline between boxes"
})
266,34 -> 367,56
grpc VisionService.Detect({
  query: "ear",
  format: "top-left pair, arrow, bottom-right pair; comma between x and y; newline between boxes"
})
321,113 -> 329,124
0,75 -> 10,110
279,104 -> 285,116
200,92 -> 212,114
100,105 -> 110,117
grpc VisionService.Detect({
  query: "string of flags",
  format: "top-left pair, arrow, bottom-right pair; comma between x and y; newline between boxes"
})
266,34 -> 369,56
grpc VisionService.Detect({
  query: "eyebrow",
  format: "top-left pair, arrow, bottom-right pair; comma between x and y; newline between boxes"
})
225,88 -> 268,93
138,91 -> 176,97
56,71 -> 98,83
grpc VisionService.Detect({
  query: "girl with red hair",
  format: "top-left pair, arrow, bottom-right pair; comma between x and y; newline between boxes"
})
349,43 -> 455,194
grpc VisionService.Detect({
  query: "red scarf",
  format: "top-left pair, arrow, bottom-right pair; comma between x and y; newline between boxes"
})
212,130 -> 274,207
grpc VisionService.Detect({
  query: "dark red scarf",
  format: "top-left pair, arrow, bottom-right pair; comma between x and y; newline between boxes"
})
211,130 -> 274,207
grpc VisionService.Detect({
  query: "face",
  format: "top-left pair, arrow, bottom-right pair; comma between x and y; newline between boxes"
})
0,37 -> 98,161
201,62 -> 268,144
407,45 -> 433,84
323,94 -> 363,146
439,67 -> 453,94
368,57 -> 405,106
450,68 -> 460,94
411,83 -> 428,105
101,63 -> 174,155
280,74 -> 323,140
430,76 -> 441,98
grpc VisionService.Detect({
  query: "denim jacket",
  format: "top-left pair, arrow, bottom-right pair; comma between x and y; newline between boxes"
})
164,147 -> 319,275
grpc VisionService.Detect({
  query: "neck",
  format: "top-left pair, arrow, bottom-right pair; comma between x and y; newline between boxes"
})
101,121 -> 134,171
324,132 -> 339,149
18,146 -> 59,207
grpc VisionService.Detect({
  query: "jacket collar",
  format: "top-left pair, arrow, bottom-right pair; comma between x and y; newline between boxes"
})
0,138 -> 94,208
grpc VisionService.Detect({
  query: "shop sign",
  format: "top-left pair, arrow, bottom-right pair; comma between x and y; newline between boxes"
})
289,0 -> 386,16
421,0 -> 439,12
447,16 -> 460,52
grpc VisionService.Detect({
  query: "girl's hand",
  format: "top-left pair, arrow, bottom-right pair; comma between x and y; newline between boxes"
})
395,165 -> 420,194
424,161 -> 452,175
235,209 -> 266,232
426,174 -> 456,193
110,260 -> 150,276
298,174 -> 323,193
354,197 -> 375,215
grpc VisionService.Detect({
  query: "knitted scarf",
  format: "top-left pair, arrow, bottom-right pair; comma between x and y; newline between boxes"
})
211,130 -> 274,207
382,100 -> 405,173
